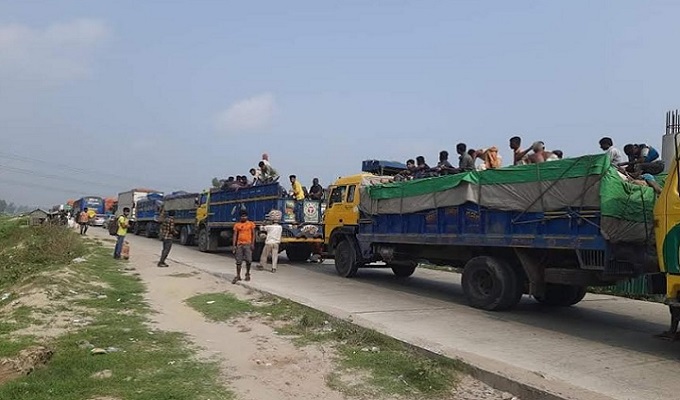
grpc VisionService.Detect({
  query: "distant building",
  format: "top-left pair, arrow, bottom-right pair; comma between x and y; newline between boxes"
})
26,209 -> 48,226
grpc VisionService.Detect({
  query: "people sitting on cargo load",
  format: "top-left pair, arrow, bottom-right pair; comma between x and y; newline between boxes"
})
309,178 -> 324,200
290,175 -> 305,201
471,147 -> 502,170
249,168 -> 263,185
621,144 -> 665,175
509,136 -> 532,166
457,143 -> 475,172
527,141 -> 555,164
551,150 -> 563,160
395,159 -> 417,181
599,137 -> 623,165
413,156 -> 431,179
433,150 -> 458,175
259,161 -> 280,183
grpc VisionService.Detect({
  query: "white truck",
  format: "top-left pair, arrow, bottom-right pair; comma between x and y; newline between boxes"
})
116,188 -> 160,231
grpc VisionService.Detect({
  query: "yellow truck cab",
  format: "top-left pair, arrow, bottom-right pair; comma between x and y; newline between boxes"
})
654,138 -> 680,337
324,159 -> 406,256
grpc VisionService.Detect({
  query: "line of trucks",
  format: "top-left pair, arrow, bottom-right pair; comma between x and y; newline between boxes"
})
106,143 -> 680,338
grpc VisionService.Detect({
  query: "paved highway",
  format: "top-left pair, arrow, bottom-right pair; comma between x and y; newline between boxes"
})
98,230 -> 680,400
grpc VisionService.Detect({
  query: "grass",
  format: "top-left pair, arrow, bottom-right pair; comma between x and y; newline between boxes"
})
0,219 -> 234,400
187,292 -> 463,397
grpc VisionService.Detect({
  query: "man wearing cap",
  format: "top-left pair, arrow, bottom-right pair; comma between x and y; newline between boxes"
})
256,210 -> 283,273
232,211 -> 256,283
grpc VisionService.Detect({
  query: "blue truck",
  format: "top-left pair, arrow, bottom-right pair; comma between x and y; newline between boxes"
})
162,191 -> 199,245
134,192 -> 164,237
72,196 -> 105,216
324,155 -> 657,311
196,182 -> 323,261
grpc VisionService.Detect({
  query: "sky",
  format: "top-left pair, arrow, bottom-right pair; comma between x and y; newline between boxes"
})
1,0 -> 680,207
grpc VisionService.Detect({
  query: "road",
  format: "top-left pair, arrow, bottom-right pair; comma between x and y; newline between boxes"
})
96,229 -> 680,400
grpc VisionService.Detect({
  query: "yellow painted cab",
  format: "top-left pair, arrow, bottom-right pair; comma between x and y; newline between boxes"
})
324,159 -> 406,256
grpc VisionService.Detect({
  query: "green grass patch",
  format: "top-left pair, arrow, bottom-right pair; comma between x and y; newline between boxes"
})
185,292 -> 254,321
187,292 -> 463,397
0,236 -> 233,400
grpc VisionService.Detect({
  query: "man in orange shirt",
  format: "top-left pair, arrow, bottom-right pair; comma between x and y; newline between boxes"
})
232,211 -> 256,284
78,208 -> 90,235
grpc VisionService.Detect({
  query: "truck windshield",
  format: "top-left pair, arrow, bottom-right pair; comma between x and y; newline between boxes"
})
329,186 -> 347,207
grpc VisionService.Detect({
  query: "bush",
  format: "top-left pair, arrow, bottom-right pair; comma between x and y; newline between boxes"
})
0,218 -> 86,288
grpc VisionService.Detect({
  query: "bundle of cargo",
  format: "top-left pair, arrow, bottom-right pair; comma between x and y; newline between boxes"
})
360,154 -> 657,245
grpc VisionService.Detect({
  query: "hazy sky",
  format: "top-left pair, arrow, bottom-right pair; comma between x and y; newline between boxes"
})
1,1 -> 679,207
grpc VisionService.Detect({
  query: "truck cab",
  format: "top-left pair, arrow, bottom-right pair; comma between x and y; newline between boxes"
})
324,159 -> 405,256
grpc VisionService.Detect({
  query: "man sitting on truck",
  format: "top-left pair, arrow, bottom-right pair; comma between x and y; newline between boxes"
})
621,143 -> 665,175
433,150 -> 458,175
457,143 -> 475,172
249,168 -> 263,185
395,159 -> 417,181
413,156 -> 431,179
259,161 -> 280,183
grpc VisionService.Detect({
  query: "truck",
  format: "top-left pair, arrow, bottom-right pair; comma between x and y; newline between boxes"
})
72,196 -> 105,218
162,191 -> 199,245
133,192 -> 164,237
196,182 -> 323,261
117,188 -> 161,231
324,154 -> 658,311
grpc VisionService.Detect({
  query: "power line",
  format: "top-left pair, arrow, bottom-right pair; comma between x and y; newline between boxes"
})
0,163 -> 122,190
0,177 -> 89,197
0,150 -> 178,188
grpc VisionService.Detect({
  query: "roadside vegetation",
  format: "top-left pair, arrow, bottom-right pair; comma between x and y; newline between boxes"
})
0,216 -> 232,400
187,291 -> 464,398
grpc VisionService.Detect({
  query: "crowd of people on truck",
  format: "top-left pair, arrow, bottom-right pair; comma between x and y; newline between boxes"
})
394,136 -> 665,192
214,153 -> 325,201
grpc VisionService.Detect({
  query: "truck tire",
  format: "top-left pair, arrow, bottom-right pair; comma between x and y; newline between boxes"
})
533,284 -> 587,307
461,256 -> 523,311
390,263 -> 417,278
145,223 -> 154,238
335,240 -> 359,278
286,244 -> 311,263
180,227 -> 190,246
133,223 -> 141,236
197,228 -> 217,252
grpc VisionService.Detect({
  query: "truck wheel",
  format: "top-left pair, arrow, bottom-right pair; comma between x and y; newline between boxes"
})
286,244 -> 311,262
335,240 -> 359,278
197,228 -> 209,252
145,224 -> 154,238
390,263 -> 417,278
180,227 -> 190,246
133,223 -> 141,235
533,284 -> 587,307
461,256 -> 522,311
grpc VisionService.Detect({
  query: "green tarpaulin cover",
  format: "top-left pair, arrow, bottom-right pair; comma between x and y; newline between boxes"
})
366,154 -> 658,224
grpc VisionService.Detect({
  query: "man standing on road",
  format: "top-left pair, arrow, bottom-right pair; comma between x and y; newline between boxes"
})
256,211 -> 283,273
158,210 -> 175,268
232,211 -> 255,284
114,208 -> 130,259
79,208 -> 90,235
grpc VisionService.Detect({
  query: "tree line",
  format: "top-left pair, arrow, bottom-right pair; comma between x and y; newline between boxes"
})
0,199 -> 32,215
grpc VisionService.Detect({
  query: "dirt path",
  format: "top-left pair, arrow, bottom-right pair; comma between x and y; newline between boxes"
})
100,229 -> 518,400
124,241 -> 347,400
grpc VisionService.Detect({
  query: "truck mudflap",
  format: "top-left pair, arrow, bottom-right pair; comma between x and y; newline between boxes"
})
658,300 -> 680,341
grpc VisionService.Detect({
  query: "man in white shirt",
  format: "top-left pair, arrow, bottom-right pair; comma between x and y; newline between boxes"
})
256,211 -> 283,272
599,137 -> 623,165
